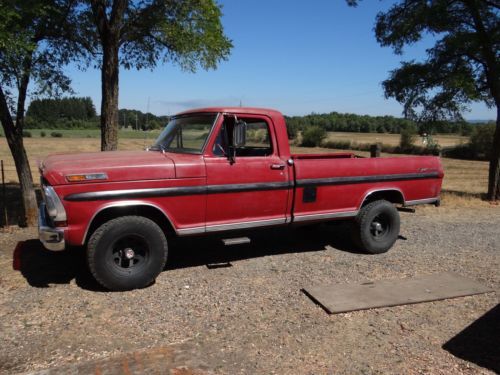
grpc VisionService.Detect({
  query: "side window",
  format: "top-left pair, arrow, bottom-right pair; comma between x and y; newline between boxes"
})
212,118 -> 273,157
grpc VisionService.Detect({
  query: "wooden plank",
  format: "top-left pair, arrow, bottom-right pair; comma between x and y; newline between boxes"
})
304,272 -> 494,314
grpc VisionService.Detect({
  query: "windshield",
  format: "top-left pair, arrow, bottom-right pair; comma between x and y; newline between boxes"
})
150,114 -> 217,154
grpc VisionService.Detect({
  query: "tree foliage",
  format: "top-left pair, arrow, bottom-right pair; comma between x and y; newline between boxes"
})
350,0 -> 500,200
81,0 -> 233,150
0,0 -> 87,226
301,126 -> 327,147
285,111 -> 473,135
27,97 -> 96,122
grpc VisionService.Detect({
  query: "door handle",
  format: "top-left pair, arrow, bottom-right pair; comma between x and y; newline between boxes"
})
270,164 -> 286,170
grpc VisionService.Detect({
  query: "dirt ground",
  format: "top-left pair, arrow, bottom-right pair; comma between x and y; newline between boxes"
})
0,205 -> 498,374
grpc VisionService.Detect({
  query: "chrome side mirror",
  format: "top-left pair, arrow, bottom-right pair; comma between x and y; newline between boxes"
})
233,120 -> 247,148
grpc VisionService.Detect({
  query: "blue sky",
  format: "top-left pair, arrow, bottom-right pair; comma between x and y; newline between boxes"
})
65,0 -> 495,120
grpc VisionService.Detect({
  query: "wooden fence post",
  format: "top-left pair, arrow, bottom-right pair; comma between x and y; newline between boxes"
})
370,143 -> 381,158
1,160 -> 7,226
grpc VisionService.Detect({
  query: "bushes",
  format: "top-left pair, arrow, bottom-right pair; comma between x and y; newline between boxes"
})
301,126 -> 326,147
399,127 -> 416,151
322,140 -> 352,150
40,131 -> 46,137
469,124 -> 494,159
22,130 -> 32,138
442,124 -> 495,161
50,131 -> 63,138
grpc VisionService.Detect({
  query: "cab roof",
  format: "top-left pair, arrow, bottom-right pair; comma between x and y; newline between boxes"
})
176,107 -> 284,117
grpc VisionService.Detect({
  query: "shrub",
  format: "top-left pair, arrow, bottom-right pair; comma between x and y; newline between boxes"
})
301,126 -> 326,147
322,140 -> 351,150
469,124 -> 495,160
22,130 -> 32,138
40,131 -> 46,137
399,128 -> 416,151
51,131 -> 63,138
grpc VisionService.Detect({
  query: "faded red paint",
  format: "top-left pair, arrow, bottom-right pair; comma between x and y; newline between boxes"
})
39,107 -> 443,247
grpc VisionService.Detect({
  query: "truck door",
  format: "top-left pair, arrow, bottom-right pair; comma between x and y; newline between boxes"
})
203,114 -> 290,232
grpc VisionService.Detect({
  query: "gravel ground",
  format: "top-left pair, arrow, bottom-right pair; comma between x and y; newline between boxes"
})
0,206 -> 498,374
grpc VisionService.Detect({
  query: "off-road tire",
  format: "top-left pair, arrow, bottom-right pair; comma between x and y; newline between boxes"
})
87,216 -> 168,291
351,200 -> 400,254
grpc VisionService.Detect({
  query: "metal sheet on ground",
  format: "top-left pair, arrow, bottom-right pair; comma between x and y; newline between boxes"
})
304,272 -> 494,314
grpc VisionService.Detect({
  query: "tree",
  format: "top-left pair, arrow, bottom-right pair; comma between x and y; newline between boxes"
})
0,0 -> 86,226
301,126 -> 327,147
85,0 -> 232,151
350,0 -> 500,200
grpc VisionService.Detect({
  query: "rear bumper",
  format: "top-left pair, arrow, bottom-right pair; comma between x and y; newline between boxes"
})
38,203 -> 66,251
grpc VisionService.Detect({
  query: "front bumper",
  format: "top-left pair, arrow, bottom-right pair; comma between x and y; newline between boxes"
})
38,203 -> 66,251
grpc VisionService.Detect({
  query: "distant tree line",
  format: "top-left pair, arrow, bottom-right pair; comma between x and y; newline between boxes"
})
24,97 -> 169,130
117,109 -> 169,131
26,97 -> 98,129
285,112 -> 475,140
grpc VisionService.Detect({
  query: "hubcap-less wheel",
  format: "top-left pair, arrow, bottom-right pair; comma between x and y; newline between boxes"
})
351,200 -> 400,254
87,216 -> 168,291
370,214 -> 390,239
111,235 -> 148,272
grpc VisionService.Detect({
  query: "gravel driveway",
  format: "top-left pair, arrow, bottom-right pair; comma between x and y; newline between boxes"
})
0,206 -> 498,374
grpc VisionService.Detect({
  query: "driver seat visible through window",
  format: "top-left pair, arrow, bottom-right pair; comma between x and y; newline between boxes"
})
213,118 -> 273,157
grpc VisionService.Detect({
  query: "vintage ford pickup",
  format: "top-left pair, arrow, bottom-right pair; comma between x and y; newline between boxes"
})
38,107 -> 443,290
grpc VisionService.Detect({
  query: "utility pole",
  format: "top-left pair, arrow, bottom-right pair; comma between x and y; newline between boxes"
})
145,97 -> 150,131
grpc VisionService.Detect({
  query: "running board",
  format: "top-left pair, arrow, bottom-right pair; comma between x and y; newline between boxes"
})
222,237 -> 251,246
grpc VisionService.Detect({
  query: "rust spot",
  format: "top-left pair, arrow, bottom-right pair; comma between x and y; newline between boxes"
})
122,358 -> 131,375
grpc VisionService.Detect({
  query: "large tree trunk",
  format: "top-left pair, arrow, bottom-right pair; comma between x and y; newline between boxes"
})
100,39 -> 120,151
487,104 -> 500,201
0,87 -> 38,227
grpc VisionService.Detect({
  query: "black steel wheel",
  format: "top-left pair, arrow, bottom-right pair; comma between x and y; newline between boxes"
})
87,216 -> 168,291
351,200 -> 400,254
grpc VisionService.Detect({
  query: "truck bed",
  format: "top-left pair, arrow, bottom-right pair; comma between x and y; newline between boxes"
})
291,154 -> 443,222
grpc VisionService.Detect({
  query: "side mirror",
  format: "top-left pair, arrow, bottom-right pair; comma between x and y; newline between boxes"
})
233,120 -> 246,148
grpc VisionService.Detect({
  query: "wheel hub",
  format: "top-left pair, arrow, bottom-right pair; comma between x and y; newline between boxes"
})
371,221 -> 385,237
123,248 -> 135,260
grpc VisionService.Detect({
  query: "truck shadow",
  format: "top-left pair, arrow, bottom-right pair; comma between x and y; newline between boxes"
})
13,222 -> 369,291
166,222 -> 364,270
12,240 -> 105,291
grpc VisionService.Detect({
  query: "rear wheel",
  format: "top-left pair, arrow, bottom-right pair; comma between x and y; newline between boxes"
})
87,216 -> 168,291
351,200 -> 400,254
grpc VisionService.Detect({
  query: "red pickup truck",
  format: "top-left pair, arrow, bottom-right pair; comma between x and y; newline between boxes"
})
38,107 -> 443,290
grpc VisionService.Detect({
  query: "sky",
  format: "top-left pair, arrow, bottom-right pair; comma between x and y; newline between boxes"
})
65,0 -> 495,120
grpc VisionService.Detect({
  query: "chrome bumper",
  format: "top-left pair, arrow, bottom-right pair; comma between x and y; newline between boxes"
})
38,203 -> 66,251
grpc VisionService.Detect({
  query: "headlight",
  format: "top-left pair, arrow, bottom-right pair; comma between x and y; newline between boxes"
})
42,185 -> 67,222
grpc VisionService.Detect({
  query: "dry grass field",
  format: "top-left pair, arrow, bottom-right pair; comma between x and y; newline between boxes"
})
0,134 -> 490,207
325,131 -> 468,147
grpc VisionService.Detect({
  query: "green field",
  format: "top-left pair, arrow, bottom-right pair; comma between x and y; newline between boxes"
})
18,128 -> 162,139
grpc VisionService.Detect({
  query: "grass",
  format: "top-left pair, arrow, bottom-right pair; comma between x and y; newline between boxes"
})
0,133 -> 491,207
19,128 -> 161,139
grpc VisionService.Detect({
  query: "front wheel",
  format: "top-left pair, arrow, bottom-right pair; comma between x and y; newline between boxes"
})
87,216 -> 168,291
351,200 -> 400,254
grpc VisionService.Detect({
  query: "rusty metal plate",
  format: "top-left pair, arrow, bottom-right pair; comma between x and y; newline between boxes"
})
304,272 -> 494,314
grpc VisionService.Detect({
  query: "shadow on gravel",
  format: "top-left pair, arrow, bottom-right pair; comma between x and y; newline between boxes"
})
12,240 -> 104,291
12,222 -> 370,291
166,222 -> 366,270
442,304 -> 500,374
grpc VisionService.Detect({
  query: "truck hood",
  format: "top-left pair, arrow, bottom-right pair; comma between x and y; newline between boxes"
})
41,150 -> 176,185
